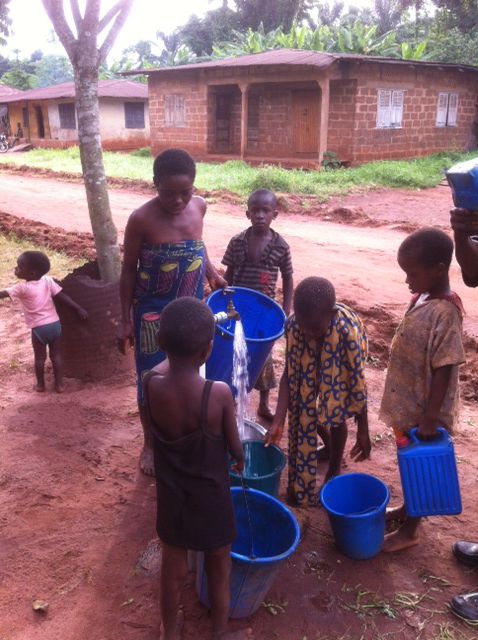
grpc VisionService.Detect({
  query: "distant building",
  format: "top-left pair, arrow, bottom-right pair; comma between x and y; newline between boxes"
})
129,49 -> 478,166
0,79 -> 149,150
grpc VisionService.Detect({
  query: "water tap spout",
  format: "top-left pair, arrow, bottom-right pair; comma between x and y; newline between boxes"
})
226,299 -> 240,321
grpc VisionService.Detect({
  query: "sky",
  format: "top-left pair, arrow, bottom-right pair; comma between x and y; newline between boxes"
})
3,0 -> 220,60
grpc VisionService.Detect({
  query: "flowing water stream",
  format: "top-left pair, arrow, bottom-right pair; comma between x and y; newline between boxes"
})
232,319 -> 249,441
232,319 -> 256,558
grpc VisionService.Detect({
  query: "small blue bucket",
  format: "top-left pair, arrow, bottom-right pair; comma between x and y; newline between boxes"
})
196,487 -> 300,618
320,473 -> 389,560
229,440 -> 286,498
206,287 -> 285,391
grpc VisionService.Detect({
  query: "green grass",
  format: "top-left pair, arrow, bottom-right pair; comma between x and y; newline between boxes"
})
0,147 -> 476,201
0,235 -> 84,289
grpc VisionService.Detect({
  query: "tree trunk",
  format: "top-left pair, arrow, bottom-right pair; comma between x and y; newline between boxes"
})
74,67 -> 121,283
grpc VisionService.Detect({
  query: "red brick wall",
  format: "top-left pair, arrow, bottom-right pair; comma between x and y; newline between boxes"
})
327,79 -> 357,162
247,88 -> 292,156
148,74 -> 208,157
348,64 -> 478,163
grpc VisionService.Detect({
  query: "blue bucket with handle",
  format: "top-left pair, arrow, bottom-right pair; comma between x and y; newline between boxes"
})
206,287 -> 285,391
229,440 -> 286,498
196,487 -> 300,618
320,473 -> 389,560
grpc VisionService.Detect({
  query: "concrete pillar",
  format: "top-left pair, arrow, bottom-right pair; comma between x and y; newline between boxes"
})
317,77 -> 330,166
239,83 -> 249,160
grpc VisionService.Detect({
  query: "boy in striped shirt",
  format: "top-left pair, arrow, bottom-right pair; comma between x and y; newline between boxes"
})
222,189 -> 293,420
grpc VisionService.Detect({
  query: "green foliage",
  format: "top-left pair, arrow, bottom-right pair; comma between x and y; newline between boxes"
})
129,147 -> 151,158
34,55 -> 73,87
427,26 -> 478,64
213,21 -> 405,58
0,66 -> 35,89
0,148 -> 476,201
0,0 -> 11,46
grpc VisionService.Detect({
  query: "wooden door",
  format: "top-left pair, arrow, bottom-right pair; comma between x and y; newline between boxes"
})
292,90 -> 319,154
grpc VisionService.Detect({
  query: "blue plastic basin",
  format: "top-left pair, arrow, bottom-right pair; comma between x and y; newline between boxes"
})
229,440 -> 286,498
206,287 -> 285,391
196,487 -> 300,618
320,473 -> 389,560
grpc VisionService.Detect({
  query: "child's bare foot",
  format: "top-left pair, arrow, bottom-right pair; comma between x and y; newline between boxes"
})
140,446 -> 155,476
383,528 -> 419,553
257,405 -> 274,421
34,383 -> 46,392
215,628 -> 254,639
160,609 -> 184,640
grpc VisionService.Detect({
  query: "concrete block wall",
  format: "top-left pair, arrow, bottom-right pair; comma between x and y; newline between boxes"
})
349,64 -> 478,163
148,74 -> 209,156
327,79 -> 357,162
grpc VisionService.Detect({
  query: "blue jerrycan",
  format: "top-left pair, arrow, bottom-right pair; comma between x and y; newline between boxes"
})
446,157 -> 478,210
397,427 -> 462,517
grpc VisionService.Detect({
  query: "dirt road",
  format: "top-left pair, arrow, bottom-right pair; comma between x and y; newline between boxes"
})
0,171 -> 476,335
1,170 -> 478,640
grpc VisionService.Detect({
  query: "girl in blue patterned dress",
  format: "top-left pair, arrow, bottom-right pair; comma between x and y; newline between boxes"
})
265,277 -> 371,506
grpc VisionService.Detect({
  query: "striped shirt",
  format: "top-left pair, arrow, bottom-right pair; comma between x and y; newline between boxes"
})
222,228 -> 293,299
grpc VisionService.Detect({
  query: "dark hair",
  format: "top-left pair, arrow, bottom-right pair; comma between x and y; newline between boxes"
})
153,148 -> 196,182
247,189 -> 277,208
398,227 -> 454,268
158,297 -> 214,357
293,277 -> 336,316
20,251 -> 50,276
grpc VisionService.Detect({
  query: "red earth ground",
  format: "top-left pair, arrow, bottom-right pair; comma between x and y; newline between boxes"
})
1,170 -> 478,640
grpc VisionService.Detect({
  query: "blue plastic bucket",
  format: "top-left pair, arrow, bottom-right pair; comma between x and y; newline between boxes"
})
206,287 -> 286,391
229,440 -> 286,498
196,487 -> 300,618
320,473 -> 389,560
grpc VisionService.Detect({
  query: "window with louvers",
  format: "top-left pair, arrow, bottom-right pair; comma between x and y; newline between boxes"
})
58,102 -> 76,129
376,89 -> 404,129
124,102 -> 145,129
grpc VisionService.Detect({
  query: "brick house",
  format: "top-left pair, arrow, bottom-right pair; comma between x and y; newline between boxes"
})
0,79 -> 149,151
131,49 -> 478,166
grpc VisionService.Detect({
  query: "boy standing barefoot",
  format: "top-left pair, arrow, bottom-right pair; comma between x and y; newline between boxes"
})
0,251 -> 88,392
222,189 -> 293,420
380,228 -> 465,552
143,298 -> 251,640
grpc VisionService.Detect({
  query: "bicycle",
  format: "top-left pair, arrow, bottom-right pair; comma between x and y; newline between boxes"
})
0,132 -> 20,153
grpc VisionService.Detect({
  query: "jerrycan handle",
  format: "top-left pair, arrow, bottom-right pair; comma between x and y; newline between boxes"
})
408,426 -> 449,444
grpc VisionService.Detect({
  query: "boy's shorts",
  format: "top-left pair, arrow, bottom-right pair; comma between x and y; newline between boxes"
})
32,320 -> 62,346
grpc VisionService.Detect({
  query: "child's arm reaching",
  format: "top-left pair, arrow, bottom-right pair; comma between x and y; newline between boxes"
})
418,364 -> 453,439
350,405 -> 371,461
264,366 -> 289,447
54,291 -> 88,320
282,272 -> 293,316
220,383 -> 244,472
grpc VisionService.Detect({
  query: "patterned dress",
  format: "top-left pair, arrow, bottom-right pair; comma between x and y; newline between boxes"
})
132,240 -> 205,403
286,304 -> 368,506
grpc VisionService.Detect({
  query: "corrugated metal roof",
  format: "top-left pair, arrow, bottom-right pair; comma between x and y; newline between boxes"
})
0,79 -> 147,103
0,83 -> 23,100
122,48 -> 478,76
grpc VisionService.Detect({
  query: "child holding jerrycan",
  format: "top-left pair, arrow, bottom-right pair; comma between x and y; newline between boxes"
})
0,250 -> 88,393
142,297 -> 253,640
379,227 -> 465,552
222,188 -> 293,420
265,277 -> 371,507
